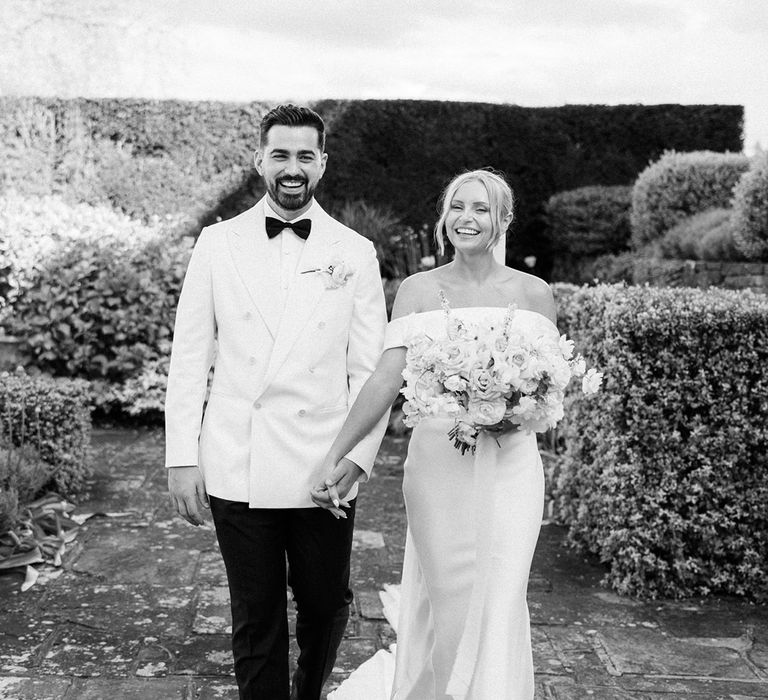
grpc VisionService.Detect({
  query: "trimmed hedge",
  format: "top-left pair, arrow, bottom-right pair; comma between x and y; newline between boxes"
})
545,185 -> 632,258
553,284 -> 768,600
0,370 -> 93,495
731,151 -> 768,261
1,97 -> 742,276
655,207 -> 744,262
315,101 -> 742,270
630,150 -> 749,248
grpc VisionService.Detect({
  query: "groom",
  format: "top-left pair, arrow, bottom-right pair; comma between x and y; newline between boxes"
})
165,104 -> 388,699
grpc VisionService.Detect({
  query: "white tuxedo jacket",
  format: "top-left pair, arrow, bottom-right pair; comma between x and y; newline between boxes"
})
165,198 -> 388,508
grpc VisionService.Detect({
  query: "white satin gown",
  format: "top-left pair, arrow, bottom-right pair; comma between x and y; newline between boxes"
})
331,308 -> 552,700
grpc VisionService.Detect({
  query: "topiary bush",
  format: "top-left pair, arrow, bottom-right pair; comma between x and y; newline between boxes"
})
731,151 -> 768,261
0,369 -> 93,496
655,207 -> 745,261
630,150 -> 749,248
545,185 -> 633,258
552,283 -> 768,600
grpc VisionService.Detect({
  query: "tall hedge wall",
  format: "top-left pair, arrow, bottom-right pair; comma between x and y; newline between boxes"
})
315,101 -> 742,268
1,97 -> 742,269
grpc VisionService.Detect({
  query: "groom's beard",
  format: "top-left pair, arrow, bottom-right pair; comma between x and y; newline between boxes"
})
267,176 -> 316,213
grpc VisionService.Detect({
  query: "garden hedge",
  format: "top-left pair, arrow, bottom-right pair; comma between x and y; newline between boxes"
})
552,283 -> 768,600
630,150 -> 749,248
0,370 -> 93,495
0,97 -> 270,234
315,101 -> 742,269
1,97 -> 743,274
731,151 -> 768,261
655,207 -> 742,262
545,185 -> 632,281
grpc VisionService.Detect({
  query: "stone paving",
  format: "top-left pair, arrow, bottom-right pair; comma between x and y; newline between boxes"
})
1,428 -> 768,699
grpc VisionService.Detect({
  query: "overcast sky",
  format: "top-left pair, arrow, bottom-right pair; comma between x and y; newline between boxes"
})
2,0 -> 767,152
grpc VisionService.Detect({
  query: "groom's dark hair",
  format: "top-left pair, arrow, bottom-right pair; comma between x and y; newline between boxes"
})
259,104 -> 326,151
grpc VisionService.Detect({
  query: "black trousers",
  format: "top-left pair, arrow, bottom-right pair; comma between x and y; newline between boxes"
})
209,496 -> 356,700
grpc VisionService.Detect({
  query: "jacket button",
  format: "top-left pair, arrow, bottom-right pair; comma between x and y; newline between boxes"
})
308,367 -> 315,373
244,312 -> 252,320
298,409 -> 306,416
254,402 -> 262,410
249,356 -> 256,365
318,321 -> 326,329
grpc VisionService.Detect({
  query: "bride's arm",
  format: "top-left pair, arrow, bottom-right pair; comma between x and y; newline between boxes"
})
311,276 -> 423,512
326,347 -> 407,468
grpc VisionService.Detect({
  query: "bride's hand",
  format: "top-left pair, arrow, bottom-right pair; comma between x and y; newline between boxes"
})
310,457 -> 362,519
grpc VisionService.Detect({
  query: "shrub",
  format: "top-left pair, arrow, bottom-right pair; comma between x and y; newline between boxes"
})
731,151 -> 768,261
0,191 -> 174,309
545,185 -> 632,258
630,150 -> 749,248
6,199 -> 191,382
0,97 -> 265,235
0,370 -> 93,496
552,284 -> 768,600
655,207 -> 745,261
589,252 -> 638,284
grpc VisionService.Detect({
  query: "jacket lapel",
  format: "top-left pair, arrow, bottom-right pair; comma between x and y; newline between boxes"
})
226,200 -> 282,337
261,212 -> 340,389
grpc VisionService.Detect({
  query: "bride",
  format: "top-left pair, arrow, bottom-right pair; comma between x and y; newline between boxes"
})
311,169 -> 557,699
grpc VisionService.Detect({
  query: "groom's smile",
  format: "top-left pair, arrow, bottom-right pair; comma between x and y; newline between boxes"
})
255,124 -> 328,219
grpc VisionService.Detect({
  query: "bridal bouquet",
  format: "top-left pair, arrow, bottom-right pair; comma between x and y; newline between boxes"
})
400,299 -> 602,453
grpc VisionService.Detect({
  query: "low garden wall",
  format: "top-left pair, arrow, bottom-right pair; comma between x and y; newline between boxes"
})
632,259 -> 768,293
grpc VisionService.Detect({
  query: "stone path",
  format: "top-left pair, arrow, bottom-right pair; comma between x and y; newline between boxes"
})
1,428 -> 768,699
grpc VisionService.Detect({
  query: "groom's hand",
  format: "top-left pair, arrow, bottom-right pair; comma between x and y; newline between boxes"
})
310,457 -> 363,518
168,466 -> 209,527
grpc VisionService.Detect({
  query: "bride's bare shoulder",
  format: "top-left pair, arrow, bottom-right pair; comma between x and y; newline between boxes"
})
391,270 -> 443,318
501,268 -> 556,323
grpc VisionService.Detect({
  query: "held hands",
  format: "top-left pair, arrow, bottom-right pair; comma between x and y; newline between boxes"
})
168,466 -> 209,527
310,457 -> 364,519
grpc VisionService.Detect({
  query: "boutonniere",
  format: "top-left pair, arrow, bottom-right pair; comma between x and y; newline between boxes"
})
301,257 -> 356,289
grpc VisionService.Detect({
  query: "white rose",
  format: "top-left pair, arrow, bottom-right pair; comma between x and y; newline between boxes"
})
466,398 -> 507,426
443,374 -> 468,393
327,260 -> 355,287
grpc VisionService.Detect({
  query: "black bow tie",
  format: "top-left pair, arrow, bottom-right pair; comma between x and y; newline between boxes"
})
265,216 -> 312,240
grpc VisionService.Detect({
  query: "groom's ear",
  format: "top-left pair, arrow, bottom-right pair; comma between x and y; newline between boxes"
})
253,150 -> 264,175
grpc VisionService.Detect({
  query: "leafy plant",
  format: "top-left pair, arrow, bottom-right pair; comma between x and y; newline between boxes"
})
630,150 -> 749,248
552,283 -> 768,600
655,207 -> 745,261
731,151 -> 768,261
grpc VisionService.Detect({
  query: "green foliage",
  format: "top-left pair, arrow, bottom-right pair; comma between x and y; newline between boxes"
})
731,152 -> 768,261
314,100 -> 742,272
655,207 -> 745,261
589,252 -> 638,284
0,370 -> 92,496
545,185 -> 633,258
6,195 -> 191,383
630,150 -> 749,248
0,97 -> 267,235
336,201 -> 432,279
0,191 -> 172,308
552,284 -> 768,599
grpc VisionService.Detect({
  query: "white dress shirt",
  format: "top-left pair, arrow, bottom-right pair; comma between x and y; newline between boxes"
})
264,199 -> 318,309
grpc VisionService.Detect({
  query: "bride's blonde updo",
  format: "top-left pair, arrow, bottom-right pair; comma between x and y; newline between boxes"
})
434,169 -> 515,255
